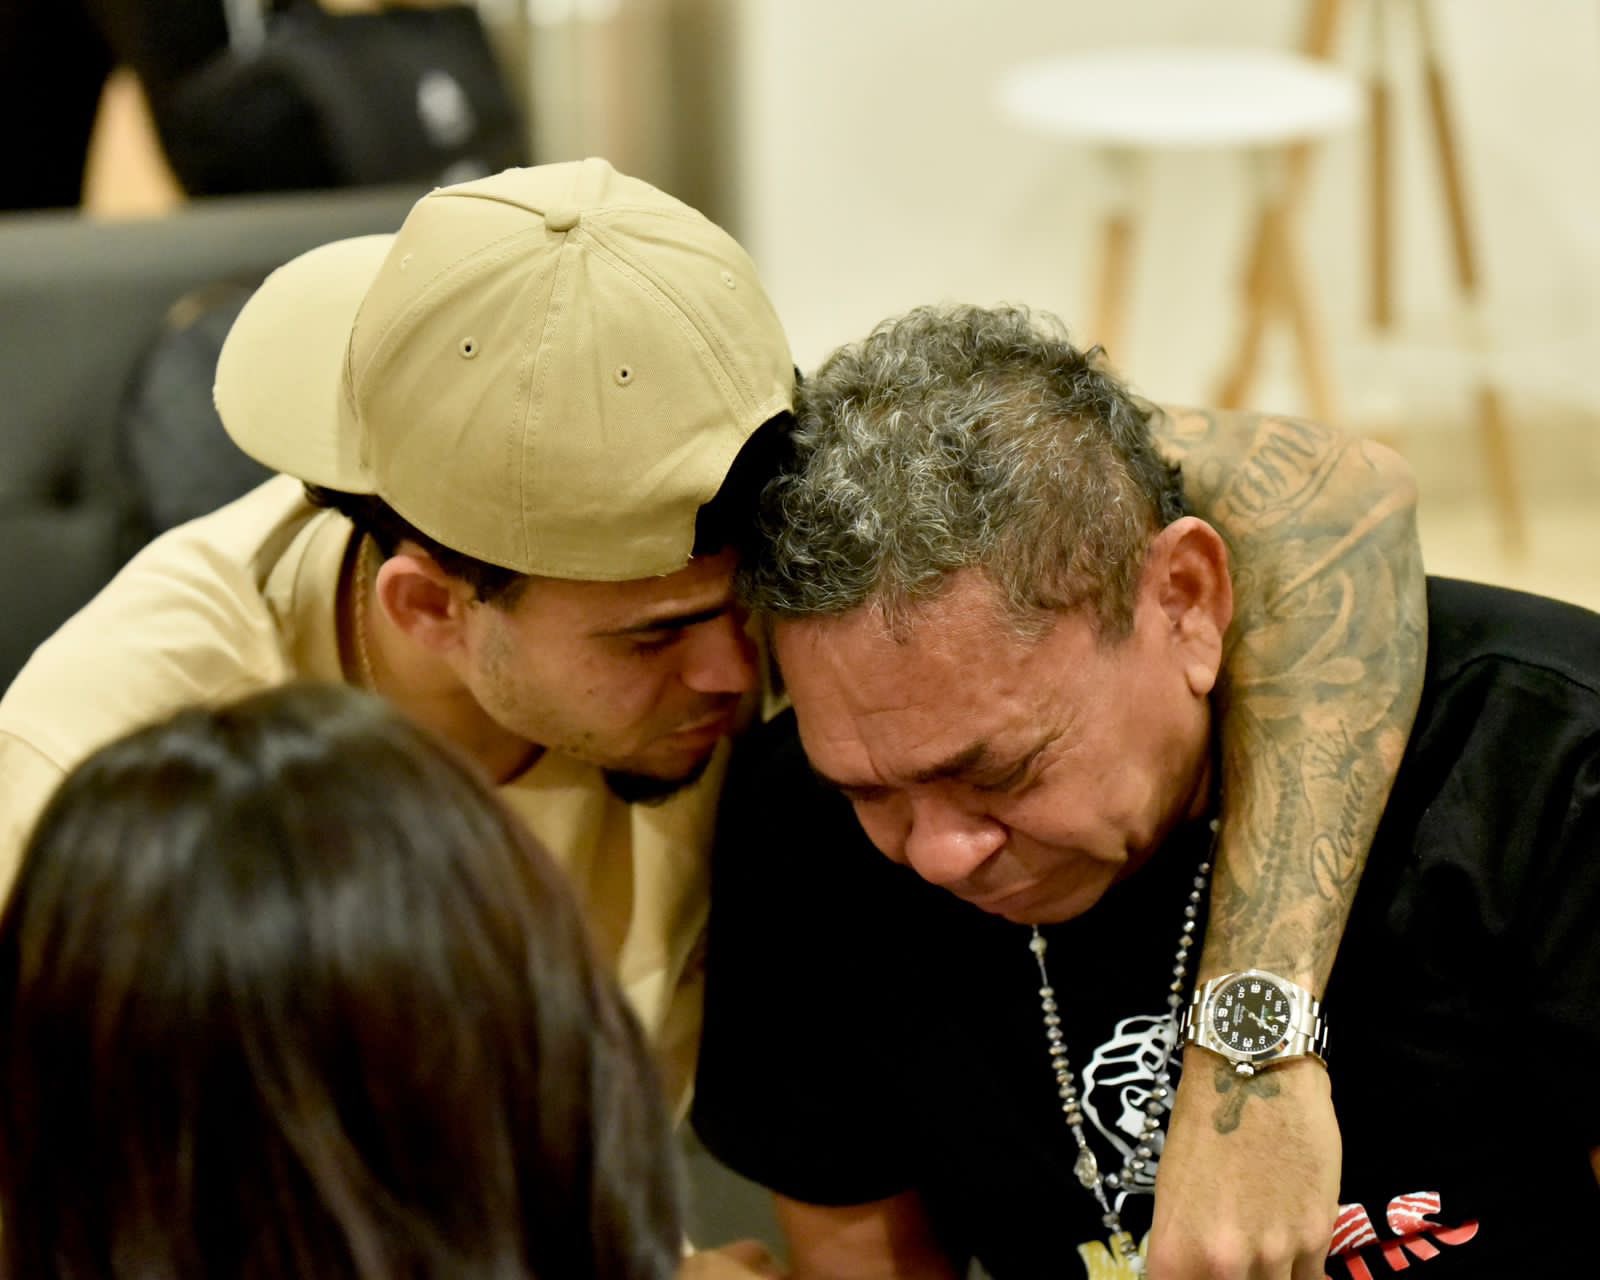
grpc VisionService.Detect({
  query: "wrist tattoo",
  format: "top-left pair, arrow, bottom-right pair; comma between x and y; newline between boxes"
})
1211,1061 -> 1283,1134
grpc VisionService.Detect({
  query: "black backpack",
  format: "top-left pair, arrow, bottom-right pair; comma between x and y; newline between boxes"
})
163,1 -> 527,196
118,280 -> 275,544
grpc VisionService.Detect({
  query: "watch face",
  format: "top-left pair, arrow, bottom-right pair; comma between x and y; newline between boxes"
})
1209,975 -> 1292,1057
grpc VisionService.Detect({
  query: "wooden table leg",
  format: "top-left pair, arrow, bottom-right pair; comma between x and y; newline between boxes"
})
1257,151 -> 1340,426
1414,0 -> 1524,556
1214,214 -> 1275,410
1214,0 -> 1347,412
1090,150 -> 1139,367
1369,2 -> 1394,329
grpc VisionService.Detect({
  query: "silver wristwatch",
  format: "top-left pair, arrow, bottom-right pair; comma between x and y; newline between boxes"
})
1181,969 -> 1328,1077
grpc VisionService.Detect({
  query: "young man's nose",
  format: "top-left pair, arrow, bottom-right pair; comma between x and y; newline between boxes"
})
680,613 -> 759,695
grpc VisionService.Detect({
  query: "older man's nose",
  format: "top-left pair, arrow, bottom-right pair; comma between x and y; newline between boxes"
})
901,795 -> 1007,888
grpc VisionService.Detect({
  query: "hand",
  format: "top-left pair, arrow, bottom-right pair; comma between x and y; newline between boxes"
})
678,1239 -> 787,1280
1147,1053 -> 1340,1279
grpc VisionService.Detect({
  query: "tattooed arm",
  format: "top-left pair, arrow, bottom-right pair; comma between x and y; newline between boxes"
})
1150,403 -> 1425,990
1143,403 -> 1426,1280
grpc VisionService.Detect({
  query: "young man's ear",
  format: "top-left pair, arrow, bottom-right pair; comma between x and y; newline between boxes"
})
374,550 -> 475,656
1148,516 -> 1233,697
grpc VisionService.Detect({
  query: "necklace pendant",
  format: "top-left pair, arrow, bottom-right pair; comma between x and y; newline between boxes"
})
1109,1230 -> 1144,1273
1073,1146 -> 1100,1189
1027,827 -> 1215,1278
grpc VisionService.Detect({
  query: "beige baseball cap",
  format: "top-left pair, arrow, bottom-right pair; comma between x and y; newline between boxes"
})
215,158 -> 794,581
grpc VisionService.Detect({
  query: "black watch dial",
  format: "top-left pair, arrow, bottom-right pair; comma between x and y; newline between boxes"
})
1210,975 -> 1291,1056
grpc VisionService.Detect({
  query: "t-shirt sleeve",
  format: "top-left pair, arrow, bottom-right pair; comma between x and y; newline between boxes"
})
691,711 -> 920,1206
1522,738 -> 1600,1148
0,731 -> 66,903
1386,593 -> 1600,1165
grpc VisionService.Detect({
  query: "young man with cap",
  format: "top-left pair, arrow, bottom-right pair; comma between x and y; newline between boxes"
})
0,161 -> 1420,1265
0,159 -> 791,1107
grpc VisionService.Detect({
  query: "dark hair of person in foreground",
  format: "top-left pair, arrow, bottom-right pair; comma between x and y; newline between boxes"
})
0,683 -> 682,1280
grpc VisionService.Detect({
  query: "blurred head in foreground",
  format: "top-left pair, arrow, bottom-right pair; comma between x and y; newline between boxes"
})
0,682 -> 680,1280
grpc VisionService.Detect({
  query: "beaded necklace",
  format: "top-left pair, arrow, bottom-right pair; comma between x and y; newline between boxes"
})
1026,818 -> 1217,1275
352,534 -> 379,694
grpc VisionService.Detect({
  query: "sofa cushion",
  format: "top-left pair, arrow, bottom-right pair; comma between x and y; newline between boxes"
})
0,186 -> 421,692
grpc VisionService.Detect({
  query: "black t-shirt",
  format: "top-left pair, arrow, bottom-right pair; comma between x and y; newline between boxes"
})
693,579 -> 1600,1278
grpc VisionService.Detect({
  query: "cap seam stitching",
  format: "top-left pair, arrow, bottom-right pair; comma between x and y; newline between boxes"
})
432,187 -> 712,229
360,228 -> 543,566
518,228 -> 572,570
359,226 -> 538,377
578,226 -> 750,415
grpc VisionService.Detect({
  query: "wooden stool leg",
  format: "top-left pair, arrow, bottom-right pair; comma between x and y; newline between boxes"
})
1214,225 -> 1274,410
1273,219 -> 1339,426
1414,0 -> 1524,555
1473,384 -> 1526,556
1369,1 -> 1394,330
1360,0 -> 1404,453
1092,210 -> 1136,365
1219,154 -> 1342,424
1090,149 -> 1139,365
1257,151 -> 1340,425
1215,0 -> 1346,410
1417,0 -> 1478,293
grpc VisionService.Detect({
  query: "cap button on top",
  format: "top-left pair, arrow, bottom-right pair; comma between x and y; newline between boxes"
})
543,206 -> 581,233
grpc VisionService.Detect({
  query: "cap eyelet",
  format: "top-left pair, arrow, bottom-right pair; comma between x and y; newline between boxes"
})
720,270 -> 737,289
399,253 -> 413,271
613,364 -> 634,386
459,337 -> 479,359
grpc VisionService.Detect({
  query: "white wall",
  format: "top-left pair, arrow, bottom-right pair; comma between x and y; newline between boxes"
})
732,1 -> 1600,427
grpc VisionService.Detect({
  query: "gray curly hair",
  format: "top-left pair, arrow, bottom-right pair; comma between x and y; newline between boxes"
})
737,304 -> 1185,639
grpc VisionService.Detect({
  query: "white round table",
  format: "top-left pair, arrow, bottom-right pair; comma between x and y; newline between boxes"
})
995,46 -> 1363,422
997,47 -> 1362,150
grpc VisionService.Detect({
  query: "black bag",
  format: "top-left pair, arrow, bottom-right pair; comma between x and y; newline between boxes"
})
118,280 -> 275,543
165,1 -> 527,196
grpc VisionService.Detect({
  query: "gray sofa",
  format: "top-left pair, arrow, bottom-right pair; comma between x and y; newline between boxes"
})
0,186 -> 423,692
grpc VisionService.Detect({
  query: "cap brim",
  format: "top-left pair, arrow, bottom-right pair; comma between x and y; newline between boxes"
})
214,234 -> 395,492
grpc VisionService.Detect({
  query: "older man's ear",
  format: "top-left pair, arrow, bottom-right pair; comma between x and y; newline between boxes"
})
1146,515 -> 1234,699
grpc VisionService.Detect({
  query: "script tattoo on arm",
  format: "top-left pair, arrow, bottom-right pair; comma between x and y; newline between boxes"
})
1147,404 -> 1426,998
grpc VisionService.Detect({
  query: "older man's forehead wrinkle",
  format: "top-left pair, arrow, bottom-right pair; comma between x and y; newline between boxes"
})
776,586 -> 1082,790
814,640 -> 1054,781
904,740 -> 991,785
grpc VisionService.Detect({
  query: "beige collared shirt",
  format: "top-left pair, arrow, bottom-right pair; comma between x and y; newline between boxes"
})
0,475 -> 719,1104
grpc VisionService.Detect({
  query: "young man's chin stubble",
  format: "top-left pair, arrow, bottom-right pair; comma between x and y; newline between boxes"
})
601,752 -> 715,805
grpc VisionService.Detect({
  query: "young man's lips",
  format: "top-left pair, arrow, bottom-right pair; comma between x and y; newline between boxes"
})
671,708 -> 737,739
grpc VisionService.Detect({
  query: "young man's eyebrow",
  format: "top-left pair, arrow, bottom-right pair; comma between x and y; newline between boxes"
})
591,601 -> 734,638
